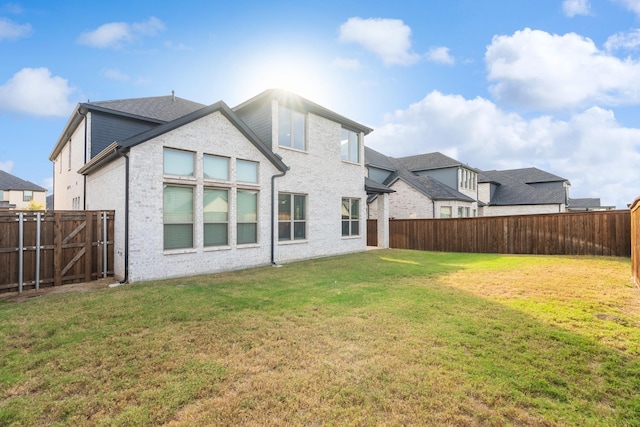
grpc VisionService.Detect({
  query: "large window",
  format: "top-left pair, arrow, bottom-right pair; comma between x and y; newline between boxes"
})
440,206 -> 452,218
237,159 -> 258,183
164,185 -> 194,249
23,190 -> 33,202
164,148 -> 194,176
341,198 -> 360,236
278,193 -> 306,241
278,105 -> 306,150
204,188 -> 228,246
341,129 -> 359,163
237,190 -> 258,244
0,190 -> 4,200
203,155 -> 229,180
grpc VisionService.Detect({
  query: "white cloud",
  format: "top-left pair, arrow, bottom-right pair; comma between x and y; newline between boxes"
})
562,0 -> 591,17
0,68 -> 75,117
102,68 -> 130,82
331,57 -> 361,70
613,0 -> 640,16
485,28 -> 640,110
367,91 -> 640,208
338,17 -> 420,66
77,16 -> 165,49
427,46 -> 455,65
0,17 -> 31,41
604,28 -> 640,51
0,160 -> 14,172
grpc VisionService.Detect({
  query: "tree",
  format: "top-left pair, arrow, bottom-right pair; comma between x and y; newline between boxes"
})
27,200 -> 45,211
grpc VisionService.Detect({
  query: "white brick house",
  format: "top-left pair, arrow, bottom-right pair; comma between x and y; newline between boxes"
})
52,90 -> 384,282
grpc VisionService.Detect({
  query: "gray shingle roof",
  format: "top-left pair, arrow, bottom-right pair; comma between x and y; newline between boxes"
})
0,170 -> 46,192
395,152 -> 463,172
86,95 -> 206,122
478,168 -> 567,205
386,158 -> 474,202
365,146 -> 397,172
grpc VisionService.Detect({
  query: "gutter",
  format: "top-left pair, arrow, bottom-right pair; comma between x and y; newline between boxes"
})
115,146 -> 130,284
270,168 -> 288,265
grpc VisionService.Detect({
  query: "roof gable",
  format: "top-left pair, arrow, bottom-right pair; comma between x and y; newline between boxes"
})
0,170 -> 46,192
79,101 -> 288,175
479,169 -> 566,205
395,152 -> 463,172
233,89 -> 373,135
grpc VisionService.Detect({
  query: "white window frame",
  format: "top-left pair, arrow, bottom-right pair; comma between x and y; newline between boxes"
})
440,206 -> 452,218
237,189 -> 259,245
203,187 -> 229,247
341,197 -> 360,237
341,128 -> 360,163
278,105 -> 306,151
163,148 -> 195,177
163,184 -> 194,250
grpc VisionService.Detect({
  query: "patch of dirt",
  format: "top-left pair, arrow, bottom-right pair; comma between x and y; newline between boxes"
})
0,277 -> 121,303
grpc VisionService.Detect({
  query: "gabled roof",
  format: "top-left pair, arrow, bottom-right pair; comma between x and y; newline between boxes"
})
0,170 -> 46,192
478,168 -> 567,205
85,95 -> 206,123
233,88 -> 373,135
79,101 -> 288,175
386,158 -> 475,202
365,177 -> 394,195
395,152 -> 465,172
50,94 -> 206,161
365,146 -> 396,172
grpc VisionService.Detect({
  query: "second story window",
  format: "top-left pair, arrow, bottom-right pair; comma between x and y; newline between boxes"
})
278,105 -> 306,151
341,129 -> 360,163
237,159 -> 258,184
164,148 -> 194,177
23,190 -> 33,202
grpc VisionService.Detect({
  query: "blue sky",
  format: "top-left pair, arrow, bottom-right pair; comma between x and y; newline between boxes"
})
1,0 -> 639,208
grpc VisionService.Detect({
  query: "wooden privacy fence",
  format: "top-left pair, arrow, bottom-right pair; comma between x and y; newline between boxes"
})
368,210 -> 631,257
0,210 -> 114,293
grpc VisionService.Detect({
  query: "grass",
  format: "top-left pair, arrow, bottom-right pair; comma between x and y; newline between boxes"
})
0,249 -> 639,426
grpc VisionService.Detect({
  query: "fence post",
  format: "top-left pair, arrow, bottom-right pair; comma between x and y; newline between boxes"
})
53,212 -> 62,287
84,211 -> 93,282
36,212 -> 41,290
18,212 -> 23,293
102,211 -> 108,278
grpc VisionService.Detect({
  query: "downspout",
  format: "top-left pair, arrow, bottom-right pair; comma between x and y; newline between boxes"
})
271,169 -> 288,266
77,108 -> 88,210
115,146 -> 129,283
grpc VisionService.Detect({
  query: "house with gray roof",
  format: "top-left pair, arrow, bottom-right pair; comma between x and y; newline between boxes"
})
0,170 -> 46,210
366,148 -> 477,219
567,197 -> 615,212
477,168 -> 570,216
52,89 -> 389,283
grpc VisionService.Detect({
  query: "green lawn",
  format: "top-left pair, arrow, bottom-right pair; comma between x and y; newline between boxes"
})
1,249 -> 639,426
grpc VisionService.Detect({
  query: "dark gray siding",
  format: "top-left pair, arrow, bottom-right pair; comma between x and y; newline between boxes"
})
528,181 -> 564,190
368,167 -> 393,184
235,104 -> 273,149
90,112 -> 158,158
416,168 -> 458,190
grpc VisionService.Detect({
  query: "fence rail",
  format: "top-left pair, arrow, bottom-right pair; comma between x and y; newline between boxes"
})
0,210 -> 114,293
368,210 -> 631,257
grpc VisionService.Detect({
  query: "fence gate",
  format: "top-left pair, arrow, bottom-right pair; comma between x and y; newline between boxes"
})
0,210 -> 114,293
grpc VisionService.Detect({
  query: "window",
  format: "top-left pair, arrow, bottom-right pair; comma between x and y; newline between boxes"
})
204,188 -> 228,246
163,185 -> 194,249
23,190 -> 33,202
237,190 -> 258,244
458,207 -> 464,218
278,105 -> 306,150
278,193 -> 306,241
0,190 -> 4,200
341,129 -> 360,163
237,159 -> 258,183
68,140 -> 72,171
164,148 -> 194,176
440,206 -> 452,218
341,198 -> 360,236
203,155 -> 229,180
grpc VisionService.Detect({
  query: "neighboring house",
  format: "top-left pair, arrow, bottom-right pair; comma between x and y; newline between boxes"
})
567,198 -> 615,212
477,168 -> 570,216
0,170 -> 46,210
53,89 -> 385,283
365,148 -> 477,219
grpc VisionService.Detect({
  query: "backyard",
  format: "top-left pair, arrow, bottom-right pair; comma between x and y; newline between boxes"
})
0,249 -> 639,426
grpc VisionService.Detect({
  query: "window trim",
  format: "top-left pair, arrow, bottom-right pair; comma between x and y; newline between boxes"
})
163,184 -> 195,251
341,128 -> 360,164
203,154 -> 230,182
341,197 -> 360,237
278,192 -> 307,242
203,187 -> 229,247
163,148 -> 195,178
237,189 -> 259,245
278,105 -> 307,151
23,190 -> 33,202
